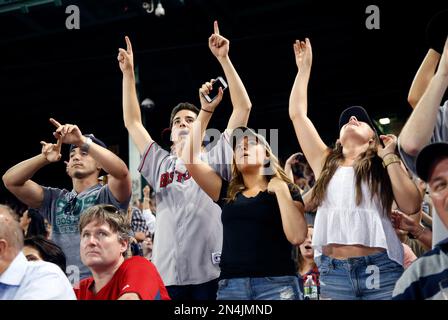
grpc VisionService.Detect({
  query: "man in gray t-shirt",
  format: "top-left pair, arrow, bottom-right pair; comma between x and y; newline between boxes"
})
2,119 -> 131,280
399,37 -> 448,245
399,100 -> 448,173
118,22 -> 252,299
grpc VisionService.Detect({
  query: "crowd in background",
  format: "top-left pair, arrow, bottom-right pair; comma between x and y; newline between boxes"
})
1,12 -> 448,300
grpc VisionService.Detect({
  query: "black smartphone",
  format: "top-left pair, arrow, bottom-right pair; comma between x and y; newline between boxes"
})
203,76 -> 228,103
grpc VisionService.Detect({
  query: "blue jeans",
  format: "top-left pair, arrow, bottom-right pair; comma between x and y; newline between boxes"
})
217,276 -> 301,300
316,251 -> 404,300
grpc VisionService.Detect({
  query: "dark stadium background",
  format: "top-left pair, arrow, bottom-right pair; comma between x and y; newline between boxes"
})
1,0 -> 447,207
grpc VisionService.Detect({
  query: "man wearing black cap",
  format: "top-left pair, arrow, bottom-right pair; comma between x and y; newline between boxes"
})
393,142 -> 448,300
2,118 -> 132,280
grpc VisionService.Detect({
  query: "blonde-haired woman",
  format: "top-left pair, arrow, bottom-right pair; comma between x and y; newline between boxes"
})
181,82 -> 307,300
289,38 -> 422,300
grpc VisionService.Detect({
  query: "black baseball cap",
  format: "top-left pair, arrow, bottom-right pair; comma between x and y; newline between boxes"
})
338,106 -> 380,135
416,142 -> 448,182
69,134 -> 107,153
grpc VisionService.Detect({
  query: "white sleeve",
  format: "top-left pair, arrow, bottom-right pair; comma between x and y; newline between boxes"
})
138,141 -> 171,191
203,130 -> 233,181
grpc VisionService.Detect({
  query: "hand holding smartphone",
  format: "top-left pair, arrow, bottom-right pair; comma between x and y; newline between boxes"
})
203,76 -> 228,103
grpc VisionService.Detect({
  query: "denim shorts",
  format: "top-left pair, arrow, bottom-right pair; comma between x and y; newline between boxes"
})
217,276 -> 301,300
316,251 -> 404,300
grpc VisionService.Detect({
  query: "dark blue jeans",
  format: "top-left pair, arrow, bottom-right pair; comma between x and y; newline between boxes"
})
166,278 -> 218,300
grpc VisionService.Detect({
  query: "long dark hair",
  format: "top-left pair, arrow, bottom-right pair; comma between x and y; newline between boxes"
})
312,140 -> 394,216
26,209 -> 48,238
24,236 -> 67,273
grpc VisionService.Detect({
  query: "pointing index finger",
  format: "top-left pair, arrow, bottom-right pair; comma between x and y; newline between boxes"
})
125,36 -> 133,54
49,118 -> 62,128
214,20 -> 220,35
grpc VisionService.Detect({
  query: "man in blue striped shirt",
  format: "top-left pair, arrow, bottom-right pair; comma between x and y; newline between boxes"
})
393,142 -> 448,300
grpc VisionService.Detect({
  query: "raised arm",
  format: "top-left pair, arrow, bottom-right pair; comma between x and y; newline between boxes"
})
378,135 -> 421,214
180,83 -> 224,201
142,185 -> 151,211
289,38 -> 328,178
400,38 -> 448,156
2,138 -> 62,208
209,21 -> 252,130
118,36 -> 153,155
268,177 -> 307,245
50,118 -> 132,203
408,49 -> 441,109
284,153 -> 299,182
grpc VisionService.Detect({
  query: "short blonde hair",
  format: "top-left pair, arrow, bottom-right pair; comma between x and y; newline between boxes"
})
79,204 -> 130,245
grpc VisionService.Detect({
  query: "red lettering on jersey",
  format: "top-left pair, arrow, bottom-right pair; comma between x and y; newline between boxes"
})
160,173 -> 169,188
160,170 -> 191,188
175,171 -> 183,183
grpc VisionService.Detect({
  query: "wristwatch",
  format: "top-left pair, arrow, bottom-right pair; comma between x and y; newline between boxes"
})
80,137 -> 93,153
382,154 -> 401,168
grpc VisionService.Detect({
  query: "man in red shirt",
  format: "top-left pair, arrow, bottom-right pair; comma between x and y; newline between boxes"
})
74,204 -> 170,300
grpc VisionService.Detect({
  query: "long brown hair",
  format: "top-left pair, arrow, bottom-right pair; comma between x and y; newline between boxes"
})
312,139 -> 394,216
226,144 -> 299,202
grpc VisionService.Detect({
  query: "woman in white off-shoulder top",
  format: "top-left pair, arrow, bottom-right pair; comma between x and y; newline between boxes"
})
288,38 -> 422,300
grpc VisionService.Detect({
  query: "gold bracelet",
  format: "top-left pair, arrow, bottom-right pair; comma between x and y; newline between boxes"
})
382,154 -> 401,168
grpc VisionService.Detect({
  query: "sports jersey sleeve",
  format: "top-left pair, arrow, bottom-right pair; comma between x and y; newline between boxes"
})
138,141 -> 171,191
119,257 -> 170,300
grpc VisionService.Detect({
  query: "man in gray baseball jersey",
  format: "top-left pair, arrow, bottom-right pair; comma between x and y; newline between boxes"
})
2,119 -> 132,280
118,21 -> 251,300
